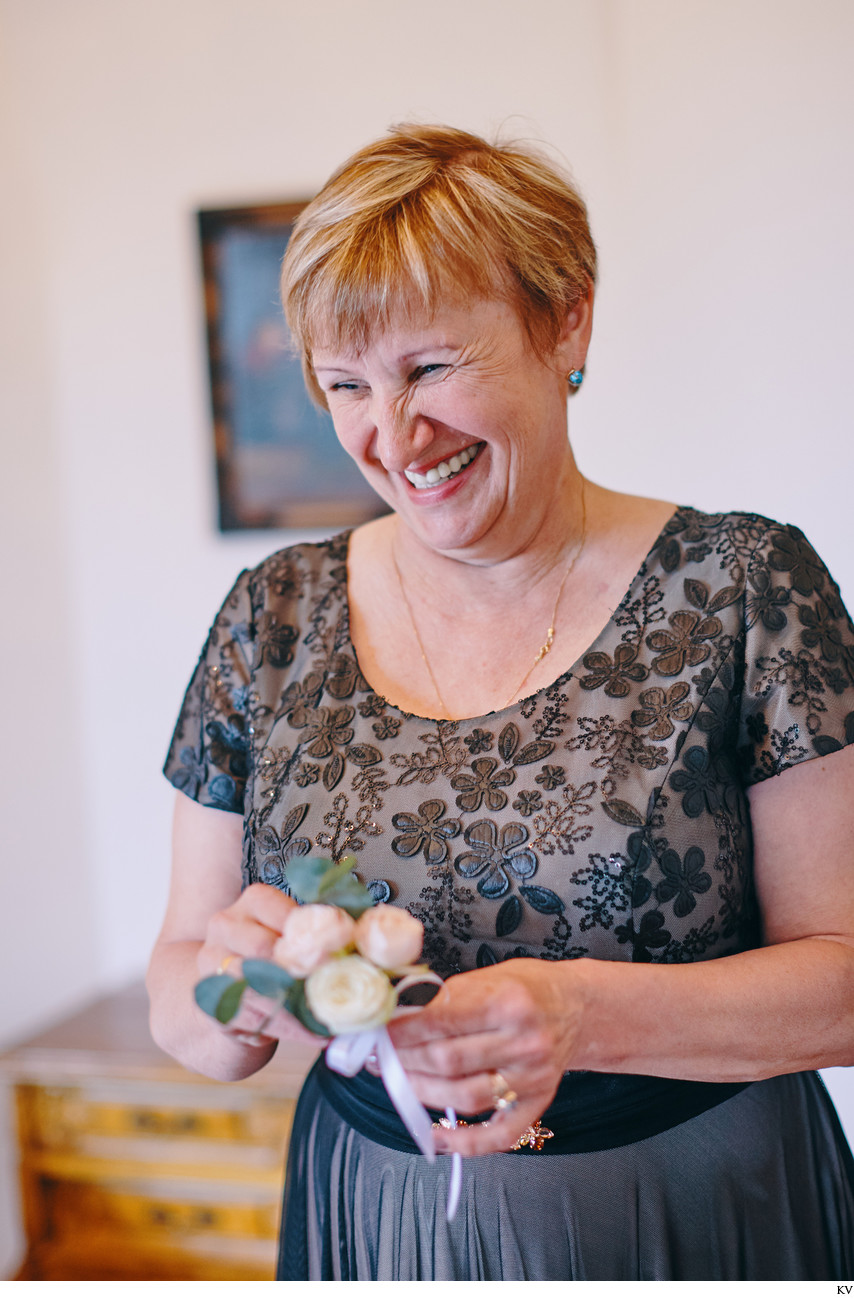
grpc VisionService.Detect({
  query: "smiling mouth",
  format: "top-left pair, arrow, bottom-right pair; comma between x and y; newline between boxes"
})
403,443 -> 483,490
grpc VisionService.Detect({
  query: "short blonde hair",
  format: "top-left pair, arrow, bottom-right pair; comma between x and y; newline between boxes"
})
280,123 -> 597,406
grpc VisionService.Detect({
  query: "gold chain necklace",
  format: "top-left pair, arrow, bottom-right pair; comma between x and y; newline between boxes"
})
391,483 -> 587,720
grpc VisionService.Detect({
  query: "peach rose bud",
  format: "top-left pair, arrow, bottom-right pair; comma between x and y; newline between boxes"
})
272,904 -> 355,978
354,903 -> 423,969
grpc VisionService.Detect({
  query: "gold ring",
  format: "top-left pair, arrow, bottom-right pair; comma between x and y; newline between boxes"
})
489,1070 -> 519,1114
216,954 -> 237,976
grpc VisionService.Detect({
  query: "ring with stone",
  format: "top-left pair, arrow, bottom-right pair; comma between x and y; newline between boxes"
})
216,954 -> 238,976
489,1070 -> 519,1114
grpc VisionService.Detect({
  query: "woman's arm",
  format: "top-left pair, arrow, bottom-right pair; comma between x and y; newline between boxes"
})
146,792 -> 319,1081
390,743 -> 854,1155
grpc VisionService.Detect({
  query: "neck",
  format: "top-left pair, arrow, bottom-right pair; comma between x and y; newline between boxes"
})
387,471 -> 592,719
391,468 -> 590,609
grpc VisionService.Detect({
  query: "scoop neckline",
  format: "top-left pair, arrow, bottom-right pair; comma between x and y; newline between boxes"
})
337,505 -> 686,727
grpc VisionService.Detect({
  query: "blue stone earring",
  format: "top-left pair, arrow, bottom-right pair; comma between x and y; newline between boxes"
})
568,369 -> 584,388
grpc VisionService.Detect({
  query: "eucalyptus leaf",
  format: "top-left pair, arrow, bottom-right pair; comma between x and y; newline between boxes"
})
323,875 -> 374,917
316,855 -> 358,894
215,977 -> 248,1023
285,856 -> 338,903
243,959 -> 294,999
286,981 -> 331,1037
194,973 -> 235,1019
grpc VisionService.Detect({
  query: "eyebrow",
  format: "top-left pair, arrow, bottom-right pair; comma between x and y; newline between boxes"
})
314,342 -> 462,372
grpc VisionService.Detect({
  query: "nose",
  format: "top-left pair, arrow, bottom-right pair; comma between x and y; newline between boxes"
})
371,394 -> 436,473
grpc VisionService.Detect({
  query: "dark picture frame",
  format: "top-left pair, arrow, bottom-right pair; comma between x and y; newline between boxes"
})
198,201 -> 388,531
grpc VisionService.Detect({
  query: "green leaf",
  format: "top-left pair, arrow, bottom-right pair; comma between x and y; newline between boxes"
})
242,959 -> 295,999
323,875 -> 374,917
194,974 -> 236,1019
316,855 -> 358,893
283,854 -> 372,916
215,977 -> 248,1023
286,982 -> 331,1037
285,856 -> 339,903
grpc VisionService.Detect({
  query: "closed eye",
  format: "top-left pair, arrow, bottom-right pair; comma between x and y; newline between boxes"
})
410,363 -> 446,381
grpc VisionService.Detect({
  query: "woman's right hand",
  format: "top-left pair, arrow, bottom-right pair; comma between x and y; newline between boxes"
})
198,882 -> 324,1047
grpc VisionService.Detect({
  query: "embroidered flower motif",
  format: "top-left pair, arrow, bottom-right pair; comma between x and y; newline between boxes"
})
257,613 -> 299,669
292,761 -> 320,787
454,820 -> 538,899
669,745 -> 725,817
172,743 -> 206,799
391,799 -> 462,864
464,728 -> 494,755
535,764 -> 566,791
770,724 -> 807,767
691,662 -> 737,754
512,789 -> 543,817
450,756 -> 516,812
745,710 -> 769,745
631,682 -> 693,740
614,910 -> 672,962
256,810 -> 311,889
767,529 -> 825,597
358,693 -> 387,718
208,773 -> 239,812
326,652 -> 369,700
570,853 -> 632,931
301,705 -> 355,758
579,642 -> 648,697
799,598 -> 846,663
373,716 -> 401,740
282,674 -> 324,727
646,610 -> 722,676
654,846 -> 712,917
205,715 -> 248,779
745,566 -> 790,632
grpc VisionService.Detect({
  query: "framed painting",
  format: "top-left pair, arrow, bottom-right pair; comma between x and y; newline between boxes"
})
198,201 -> 388,531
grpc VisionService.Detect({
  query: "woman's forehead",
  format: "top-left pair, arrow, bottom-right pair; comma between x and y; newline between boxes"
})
310,296 -> 519,366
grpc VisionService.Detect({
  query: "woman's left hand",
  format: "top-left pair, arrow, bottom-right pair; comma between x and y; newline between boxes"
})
387,957 -> 586,1156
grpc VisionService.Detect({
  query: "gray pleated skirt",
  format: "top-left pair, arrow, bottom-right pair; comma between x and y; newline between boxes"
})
278,1068 -> 854,1280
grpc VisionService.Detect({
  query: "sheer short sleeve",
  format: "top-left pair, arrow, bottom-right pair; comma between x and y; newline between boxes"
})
738,522 -> 854,784
163,569 -> 256,814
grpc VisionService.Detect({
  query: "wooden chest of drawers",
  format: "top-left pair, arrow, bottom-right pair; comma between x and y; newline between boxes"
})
0,983 -> 317,1280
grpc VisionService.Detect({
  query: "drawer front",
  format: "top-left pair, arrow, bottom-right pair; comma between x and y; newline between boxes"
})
48,1178 -> 281,1241
25,1084 -> 295,1150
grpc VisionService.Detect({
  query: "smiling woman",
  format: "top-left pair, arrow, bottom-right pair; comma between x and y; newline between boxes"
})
148,124 -> 854,1281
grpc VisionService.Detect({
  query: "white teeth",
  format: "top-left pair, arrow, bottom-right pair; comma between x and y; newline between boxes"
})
404,443 -> 481,489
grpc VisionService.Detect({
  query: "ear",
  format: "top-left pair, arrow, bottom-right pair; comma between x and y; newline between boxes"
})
553,282 -> 594,373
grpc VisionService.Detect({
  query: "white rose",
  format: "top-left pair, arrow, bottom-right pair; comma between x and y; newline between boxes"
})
305,954 -> 397,1035
271,904 -> 355,978
354,903 -> 424,969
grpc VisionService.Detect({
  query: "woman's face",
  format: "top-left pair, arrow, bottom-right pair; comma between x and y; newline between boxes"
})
311,295 -> 589,563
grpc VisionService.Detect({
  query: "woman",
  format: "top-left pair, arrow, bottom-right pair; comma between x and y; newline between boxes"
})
148,124 -> 854,1280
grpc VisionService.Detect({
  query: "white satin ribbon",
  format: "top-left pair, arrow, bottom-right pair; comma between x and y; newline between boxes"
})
324,971 -> 463,1221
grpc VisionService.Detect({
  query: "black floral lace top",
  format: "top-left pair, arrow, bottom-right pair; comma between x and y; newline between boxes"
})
164,509 -> 854,978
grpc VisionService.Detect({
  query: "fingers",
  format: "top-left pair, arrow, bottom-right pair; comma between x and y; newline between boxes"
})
392,1028 -> 506,1083
199,883 -> 298,976
389,980 -> 505,1048
196,885 -> 315,1047
227,1002 -> 323,1048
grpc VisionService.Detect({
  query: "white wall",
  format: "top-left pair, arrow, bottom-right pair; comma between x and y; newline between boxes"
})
1,0 -> 852,1275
